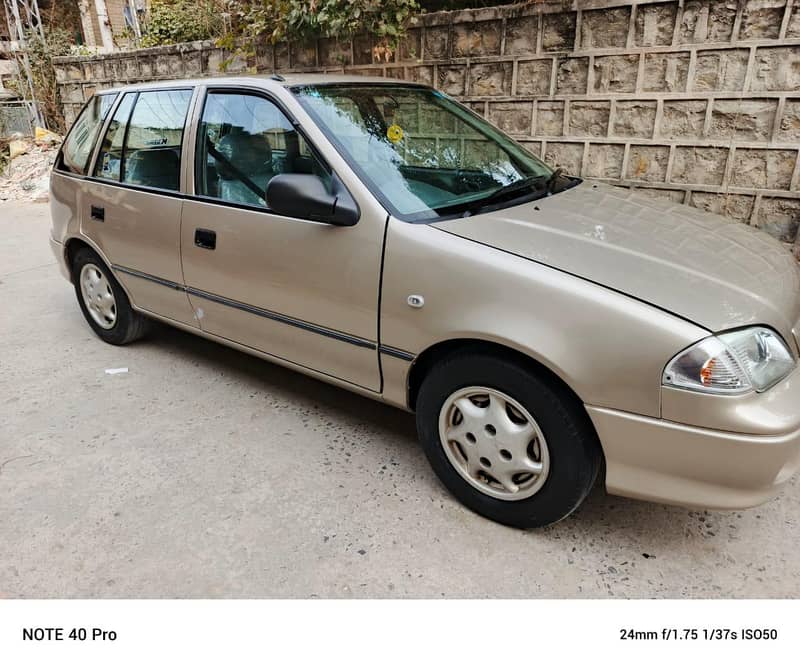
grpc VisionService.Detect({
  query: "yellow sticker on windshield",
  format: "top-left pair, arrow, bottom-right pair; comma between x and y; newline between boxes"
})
387,124 -> 404,143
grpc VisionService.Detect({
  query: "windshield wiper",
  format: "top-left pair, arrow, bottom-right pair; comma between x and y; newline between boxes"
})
458,175 -> 547,217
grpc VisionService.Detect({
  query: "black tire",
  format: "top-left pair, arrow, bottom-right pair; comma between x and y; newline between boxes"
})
72,246 -> 148,345
416,350 -> 601,528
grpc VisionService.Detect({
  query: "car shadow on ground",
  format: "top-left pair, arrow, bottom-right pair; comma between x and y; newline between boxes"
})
142,320 -> 731,544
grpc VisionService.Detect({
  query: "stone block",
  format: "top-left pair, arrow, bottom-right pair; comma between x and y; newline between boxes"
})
354,36 -> 374,65
626,145 -> 670,182
544,142 -> 584,174
756,198 -> 800,242
593,55 -> 639,93
182,51 -> 201,76
453,20 -> 502,57
424,25 -> 450,59
105,58 -> 122,80
709,99 -> 777,141
489,101 -> 533,135
568,101 -> 611,137
65,62 -> 83,80
692,49 -> 748,91
660,100 -> 707,139
672,146 -> 728,184
504,15 -> 539,56
82,84 -> 97,100
535,101 -> 565,136
690,192 -> 754,223
637,187 -> 686,203
612,100 -> 657,137
778,99 -> 800,141
274,44 -> 290,70
542,12 -> 576,52
62,83 -> 83,104
468,62 -> 512,96
679,1 -> 737,43
91,60 -> 105,80
202,50 -> 223,75
386,67 -> 404,80
400,29 -> 422,61
295,42 -> 320,67
635,2 -> 679,46
517,59 -> 552,96
520,140 -> 542,158
469,101 -> 487,116
255,44 -> 274,72
643,52 -> 689,92
740,0 -> 786,40
555,57 -> 589,94
54,65 -> 68,83
751,47 -> 800,91
320,39 -> 352,67
731,149 -> 797,189
788,5 -> 800,37
119,57 -> 139,79
438,66 -> 466,96
406,65 -> 433,86
82,62 -> 93,81
580,7 -> 631,49
585,143 -> 625,179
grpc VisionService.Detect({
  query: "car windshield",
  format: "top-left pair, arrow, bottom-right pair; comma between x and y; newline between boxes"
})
292,84 -> 557,222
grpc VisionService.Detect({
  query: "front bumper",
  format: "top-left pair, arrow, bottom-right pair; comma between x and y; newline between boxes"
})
589,401 -> 800,510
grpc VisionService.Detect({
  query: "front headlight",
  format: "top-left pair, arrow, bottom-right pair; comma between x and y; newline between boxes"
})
663,326 -> 795,394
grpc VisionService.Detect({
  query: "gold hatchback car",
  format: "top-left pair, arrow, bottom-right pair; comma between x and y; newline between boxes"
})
50,75 -> 800,527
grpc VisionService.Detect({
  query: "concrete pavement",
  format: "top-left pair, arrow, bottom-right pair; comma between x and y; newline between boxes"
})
1,201 -> 799,597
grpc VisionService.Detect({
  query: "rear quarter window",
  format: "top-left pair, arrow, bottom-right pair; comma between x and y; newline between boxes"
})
58,94 -> 116,175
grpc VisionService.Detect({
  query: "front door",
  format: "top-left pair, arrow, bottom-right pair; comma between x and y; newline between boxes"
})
180,89 -> 384,391
83,88 -> 196,325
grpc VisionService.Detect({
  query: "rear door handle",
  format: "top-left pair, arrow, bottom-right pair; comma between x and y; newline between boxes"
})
90,205 -> 104,221
194,228 -> 216,250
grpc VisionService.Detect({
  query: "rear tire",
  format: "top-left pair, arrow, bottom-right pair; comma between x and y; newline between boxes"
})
416,351 -> 601,528
72,247 -> 148,345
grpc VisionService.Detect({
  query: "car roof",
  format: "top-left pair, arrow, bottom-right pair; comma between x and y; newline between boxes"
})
95,73 -> 422,96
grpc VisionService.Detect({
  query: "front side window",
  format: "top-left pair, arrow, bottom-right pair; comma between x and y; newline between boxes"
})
195,91 -> 328,208
292,85 -> 556,222
59,93 -> 116,175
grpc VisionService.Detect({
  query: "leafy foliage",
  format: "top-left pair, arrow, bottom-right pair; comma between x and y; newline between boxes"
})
139,0 -> 419,58
139,0 -> 225,48
22,27 -> 74,133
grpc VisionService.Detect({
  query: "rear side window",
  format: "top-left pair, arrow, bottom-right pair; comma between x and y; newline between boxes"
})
94,93 -> 136,181
59,94 -> 116,175
93,88 -> 192,192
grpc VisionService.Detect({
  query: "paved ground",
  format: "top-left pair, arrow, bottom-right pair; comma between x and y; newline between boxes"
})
2,201 -> 799,598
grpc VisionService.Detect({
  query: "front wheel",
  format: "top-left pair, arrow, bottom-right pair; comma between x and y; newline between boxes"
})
416,351 -> 601,528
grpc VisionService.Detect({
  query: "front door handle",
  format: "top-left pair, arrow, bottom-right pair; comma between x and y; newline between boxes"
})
90,205 -> 104,221
194,228 -> 216,250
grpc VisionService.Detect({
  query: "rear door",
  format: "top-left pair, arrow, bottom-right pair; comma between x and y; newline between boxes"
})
82,88 -> 196,325
180,88 -> 384,391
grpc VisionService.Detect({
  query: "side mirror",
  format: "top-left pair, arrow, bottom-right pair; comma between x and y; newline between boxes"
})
266,173 -> 359,226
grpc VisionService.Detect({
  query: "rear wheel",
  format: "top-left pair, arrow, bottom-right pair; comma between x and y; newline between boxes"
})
72,247 -> 148,345
416,351 -> 601,528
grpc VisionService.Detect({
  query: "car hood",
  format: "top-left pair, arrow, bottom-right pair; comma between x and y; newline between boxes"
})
433,181 -> 800,340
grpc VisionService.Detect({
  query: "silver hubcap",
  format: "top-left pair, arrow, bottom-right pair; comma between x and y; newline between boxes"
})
438,386 -> 550,501
79,263 -> 117,329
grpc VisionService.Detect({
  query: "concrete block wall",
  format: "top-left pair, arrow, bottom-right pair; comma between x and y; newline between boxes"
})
54,0 -> 800,248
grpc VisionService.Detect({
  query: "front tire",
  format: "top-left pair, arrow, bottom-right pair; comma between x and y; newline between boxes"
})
72,247 -> 148,345
416,351 -> 601,528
